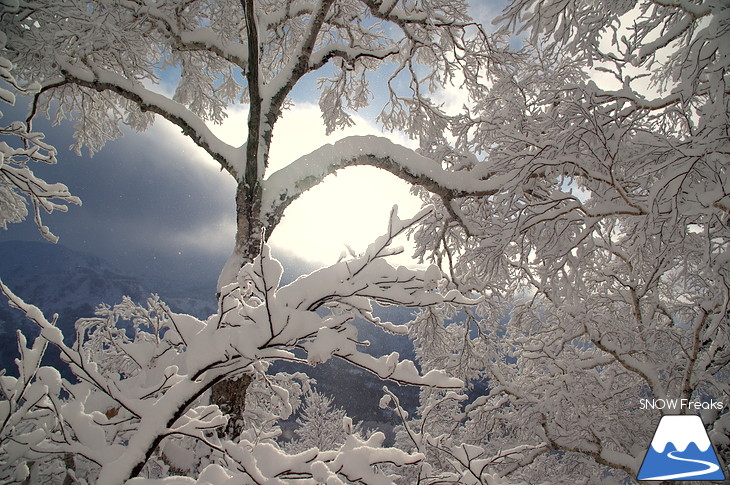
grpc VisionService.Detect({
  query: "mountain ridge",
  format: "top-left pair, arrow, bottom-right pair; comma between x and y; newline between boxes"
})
0,240 -> 217,375
0,240 -> 420,426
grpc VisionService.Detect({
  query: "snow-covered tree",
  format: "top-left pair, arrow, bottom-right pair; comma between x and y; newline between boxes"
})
0,0 -> 511,482
1,0 -> 728,483
0,32 -> 79,242
286,390 -> 350,454
405,0 -> 729,482
0,208 -> 480,483
0,0 -> 512,284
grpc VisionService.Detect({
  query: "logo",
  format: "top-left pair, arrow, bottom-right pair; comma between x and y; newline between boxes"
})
638,415 -> 726,481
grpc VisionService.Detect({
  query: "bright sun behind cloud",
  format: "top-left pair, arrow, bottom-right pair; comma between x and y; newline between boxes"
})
265,103 -> 424,265
156,100 -> 426,266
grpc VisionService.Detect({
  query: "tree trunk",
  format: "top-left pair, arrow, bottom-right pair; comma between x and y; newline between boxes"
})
62,453 -> 75,485
212,181 -> 261,439
236,181 -> 265,263
211,374 -> 253,438
216,0 -> 267,439
217,181 -> 265,290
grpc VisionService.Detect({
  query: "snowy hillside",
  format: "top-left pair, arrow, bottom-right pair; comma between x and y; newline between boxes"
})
0,241 -> 419,427
0,241 -> 217,374
0,240 -> 150,310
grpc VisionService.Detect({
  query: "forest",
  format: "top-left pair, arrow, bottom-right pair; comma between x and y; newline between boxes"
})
0,0 -> 728,483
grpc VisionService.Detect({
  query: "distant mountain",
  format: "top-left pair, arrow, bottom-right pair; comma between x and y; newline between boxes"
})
0,241 -> 420,429
0,240 -> 217,375
0,240 -> 151,310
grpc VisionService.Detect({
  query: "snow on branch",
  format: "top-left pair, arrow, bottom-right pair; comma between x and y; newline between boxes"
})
224,205 -> 474,388
0,330 -> 59,484
0,127 -> 80,242
261,135 -> 508,225
123,429 -> 424,485
378,386 -> 540,484
0,47 -> 79,242
308,43 -> 401,72
55,57 -> 244,179
362,0 -> 473,27
0,279 -> 428,484
0,205 -> 478,483
115,0 -> 250,69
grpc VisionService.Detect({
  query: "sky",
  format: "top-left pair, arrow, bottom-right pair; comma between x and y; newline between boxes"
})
0,1 -> 507,286
0,99 -> 426,284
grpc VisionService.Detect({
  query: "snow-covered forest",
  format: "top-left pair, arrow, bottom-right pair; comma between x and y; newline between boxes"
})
0,0 -> 728,483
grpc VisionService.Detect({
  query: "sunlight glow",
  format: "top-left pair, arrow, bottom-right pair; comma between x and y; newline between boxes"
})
265,103 -> 424,265
152,101 -> 426,265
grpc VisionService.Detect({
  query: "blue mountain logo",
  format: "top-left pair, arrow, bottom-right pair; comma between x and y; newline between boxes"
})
638,415 -> 726,481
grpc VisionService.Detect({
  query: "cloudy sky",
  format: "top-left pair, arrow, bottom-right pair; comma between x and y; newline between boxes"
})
1,2 -> 506,286
1,99 -> 427,284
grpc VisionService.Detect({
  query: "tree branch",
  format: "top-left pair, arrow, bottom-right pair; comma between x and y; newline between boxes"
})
116,0 -> 250,69
56,57 -> 243,179
243,0 -> 262,188
261,135 -> 504,230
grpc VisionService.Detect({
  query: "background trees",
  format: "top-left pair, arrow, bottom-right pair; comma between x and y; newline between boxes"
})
0,0 -> 728,483
404,0 -> 729,482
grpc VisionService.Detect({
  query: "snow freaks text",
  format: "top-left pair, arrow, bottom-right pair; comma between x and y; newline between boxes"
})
639,399 -> 725,411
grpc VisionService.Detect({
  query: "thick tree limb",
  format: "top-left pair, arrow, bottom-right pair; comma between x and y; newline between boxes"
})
261,135 -> 505,229
56,57 -> 244,179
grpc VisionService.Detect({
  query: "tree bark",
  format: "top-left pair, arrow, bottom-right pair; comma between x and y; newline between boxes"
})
211,374 -> 254,438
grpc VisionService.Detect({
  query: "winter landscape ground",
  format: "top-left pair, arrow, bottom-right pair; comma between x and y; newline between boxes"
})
0,0 -> 728,484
